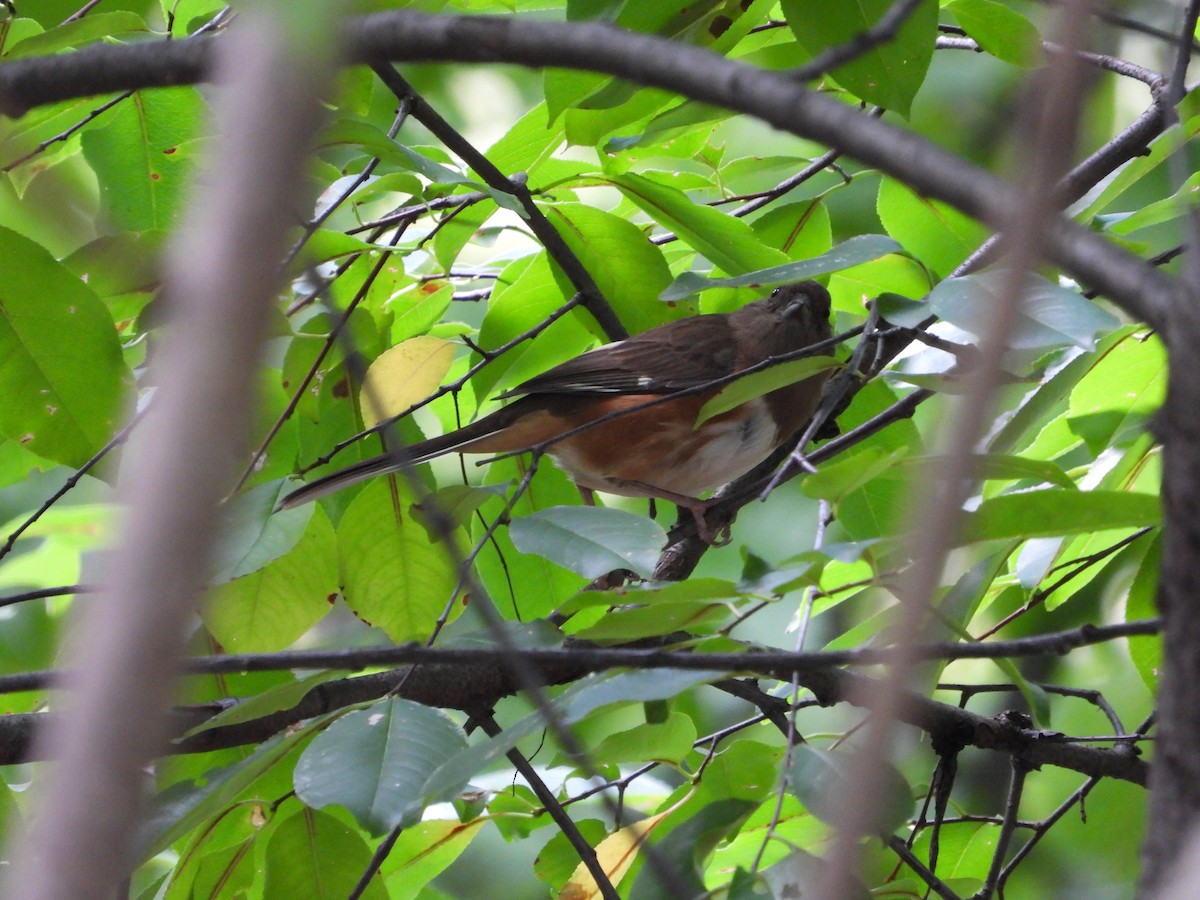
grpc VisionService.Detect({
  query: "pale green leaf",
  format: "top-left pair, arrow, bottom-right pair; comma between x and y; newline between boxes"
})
946,0 -> 1041,66
959,490 -> 1159,544
337,479 -> 460,643
509,505 -> 667,580
662,235 -> 901,301
0,226 -> 132,468
263,809 -> 387,900
697,355 -> 838,426
782,0 -> 938,116
610,172 -> 789,275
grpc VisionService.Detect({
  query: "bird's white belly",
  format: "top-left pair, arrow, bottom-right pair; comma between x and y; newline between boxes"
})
660,408 -> 779,495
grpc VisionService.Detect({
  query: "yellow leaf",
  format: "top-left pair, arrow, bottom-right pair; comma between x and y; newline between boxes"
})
559,810 -> 670,899
359,336 -> 456,429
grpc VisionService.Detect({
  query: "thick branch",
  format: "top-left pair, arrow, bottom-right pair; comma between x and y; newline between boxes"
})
0,616 -> 1158,694
0,624 -> 1154,786
0,10 -> 1181,330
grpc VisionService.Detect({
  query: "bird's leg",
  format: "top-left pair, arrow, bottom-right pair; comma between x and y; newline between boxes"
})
614,479 -> 731,546
677,498 -> 732,547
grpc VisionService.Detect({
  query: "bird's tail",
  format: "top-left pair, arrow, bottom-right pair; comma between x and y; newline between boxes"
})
276,402 -> 531,510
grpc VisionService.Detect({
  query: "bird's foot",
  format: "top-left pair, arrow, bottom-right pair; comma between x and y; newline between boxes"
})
682,500 -> 732,546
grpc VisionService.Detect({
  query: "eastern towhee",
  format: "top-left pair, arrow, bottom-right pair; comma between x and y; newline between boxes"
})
279,281 -> 834,539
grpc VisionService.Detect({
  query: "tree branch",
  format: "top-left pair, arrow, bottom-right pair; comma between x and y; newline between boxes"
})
0,621 -> 1156,787
0,10 -> 1181,329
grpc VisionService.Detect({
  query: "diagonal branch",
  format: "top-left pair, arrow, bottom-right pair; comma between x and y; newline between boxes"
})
0,10 -> 1181,329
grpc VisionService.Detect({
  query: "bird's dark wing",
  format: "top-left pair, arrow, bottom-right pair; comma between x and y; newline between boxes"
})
504,313 -> 739,397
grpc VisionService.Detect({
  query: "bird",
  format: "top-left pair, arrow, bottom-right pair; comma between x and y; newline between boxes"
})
278,281 -> 834,540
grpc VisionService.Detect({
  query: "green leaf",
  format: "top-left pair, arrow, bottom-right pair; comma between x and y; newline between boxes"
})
549,0 -> 766,127
534,818 -> 611,892
609,172 -> 789,274
544,202 -> 682,334
487,99 -> 567,176
509,505 -> 667,580
838,472 -> 907,542
139,715 -> 335,858
431,195 -> 494,272
1126,531 -> 1161,693
337,479 -> 460,643
661,235 -> 901,301
696,356 -> 839,427
162,1 -> 228,37
180,671 -> 343,739
788,745 -> 912,836
877,177 -> 988,278
933,548 -> 1015,644
628,799 -> 758,900
263,809 -> 387,900
828,253 -> 931,316
909,821 -> 994,884
946,0 -> 1041,66
0,95 -> 95,172
203,507 -> 337,652
421,668 -> 722,804
569,600 -> 729,640
917,452 -> 1077,489
986,328 -> 1136,455
565,668 -> 725,719
959,490 -> 1160,544
380,819 -> 488,900
586,713 -> 698,766
607,98 -> 730,151
0,226 -> 132,468
802,447 -> 908,502
1067,330 -> 1165,454
0,17 -> 42,54
0,502 -> 111,591
929,272 -> 1120,350
1035,526 -> 1150,612
781,0 -> 938,116
751,200 -> 833,261
5,12 -> 147,58
1075,100 -> 1200,222
294,698 -> 468,834
411,483 -> 508,532
294,228 -> 377,269
80,88 -> 203,231
473,253 -> 600,401
558,575 -> 742,614
213,481 -> 312,582
187,838 -> 257,900
61,231 -> 165,299
473,459 -> 589,621
319,121 -> 523,215
319,120 -> 462,181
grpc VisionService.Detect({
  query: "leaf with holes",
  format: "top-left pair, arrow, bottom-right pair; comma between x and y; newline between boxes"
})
80,87 -> 203,231
0,226 -> 133,468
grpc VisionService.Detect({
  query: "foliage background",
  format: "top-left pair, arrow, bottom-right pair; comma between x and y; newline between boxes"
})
0,0 -> 1181,897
